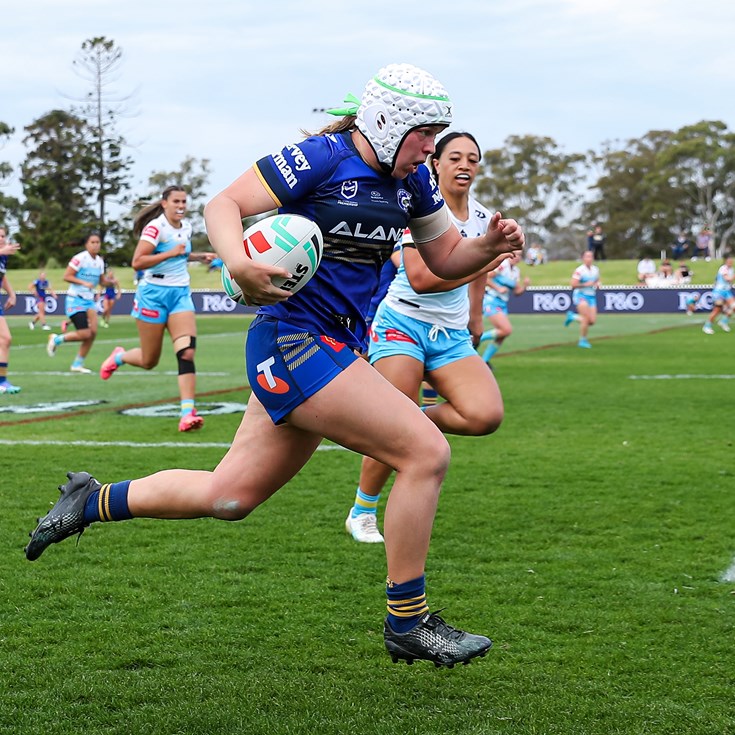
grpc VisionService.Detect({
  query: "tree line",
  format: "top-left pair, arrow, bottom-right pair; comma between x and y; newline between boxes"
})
1,37 -> 733,267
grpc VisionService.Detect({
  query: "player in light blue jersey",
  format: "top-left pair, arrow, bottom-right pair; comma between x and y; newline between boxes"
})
564,250 -> 600,348
0,226 -> 21,394
478,250 -> 530,362
99,186 -> 214,431
46,232 -> 105,373
702,254 -> 734,334
346,131 -> 504,545
26,64 -> 524,668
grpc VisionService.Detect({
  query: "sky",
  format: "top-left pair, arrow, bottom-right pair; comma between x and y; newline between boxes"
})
2,0 -> 735,215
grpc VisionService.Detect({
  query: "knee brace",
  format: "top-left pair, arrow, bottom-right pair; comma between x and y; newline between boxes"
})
174,335 -> 196,375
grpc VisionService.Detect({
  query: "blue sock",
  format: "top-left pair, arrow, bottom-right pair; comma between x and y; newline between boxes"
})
180,399 -> 195,418
71,355 -> 85,368
83,481 -> 133,523
115,351 -> 125,366
386,575 -> 428,633
482,341 -> 499,362
351,487 -> 380,517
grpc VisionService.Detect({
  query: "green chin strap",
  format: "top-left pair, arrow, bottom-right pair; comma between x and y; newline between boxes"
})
325,93 -> 360,117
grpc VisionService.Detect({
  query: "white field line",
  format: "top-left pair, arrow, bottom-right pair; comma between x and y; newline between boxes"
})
13,331 -> 245,352
720,558 -> 735,583
0,438 -> 346,451
629,374 -> 735,380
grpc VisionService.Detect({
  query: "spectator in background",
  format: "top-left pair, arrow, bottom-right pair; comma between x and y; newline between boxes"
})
587,224 -> 606,261
671,231 -> 692,260
657,259 -> 675,284
693,227 -> 713,261
674,261 -> 693,284
637,254 -> 657,284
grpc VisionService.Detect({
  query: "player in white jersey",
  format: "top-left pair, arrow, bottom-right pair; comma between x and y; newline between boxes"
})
564,250 -> 600,349
478,251 -> 530,362
0,226 -> 22,393
346,132 -> 505,543
46,232 -> 105,373
99,186 -> 214,431
702,254 -> 734,334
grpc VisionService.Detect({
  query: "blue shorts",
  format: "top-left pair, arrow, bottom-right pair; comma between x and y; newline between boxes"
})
573,291 -> 597,308
367,301 -> 476,371
131,281 -> 195,324
65,295 -> 96,317
483,295 -> 508,317
712,289 -> 733,306
246,315 -> 360,424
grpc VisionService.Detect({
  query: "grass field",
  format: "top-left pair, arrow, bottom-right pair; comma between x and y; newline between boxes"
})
1,313 -> 734,735
4,256 -> 724,293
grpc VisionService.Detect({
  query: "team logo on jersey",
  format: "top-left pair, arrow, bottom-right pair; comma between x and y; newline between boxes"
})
142,225 -> 160,240
396,189 -> 412,213
341,181 -> 358,200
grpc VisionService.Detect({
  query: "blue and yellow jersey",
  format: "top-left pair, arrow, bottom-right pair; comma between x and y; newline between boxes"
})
253,131 -> 444,350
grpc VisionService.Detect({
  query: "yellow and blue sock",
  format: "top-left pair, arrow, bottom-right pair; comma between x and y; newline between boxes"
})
180,398 -> 195,418
351,487 -> 380,518
421,386 -> 438,407
386,575 -> 428,633
83,481 -> 133,524
0,362 -> 8,384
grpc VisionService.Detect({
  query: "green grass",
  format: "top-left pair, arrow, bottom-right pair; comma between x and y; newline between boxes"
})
1,314 -> 734,734
4,257 -> 723,293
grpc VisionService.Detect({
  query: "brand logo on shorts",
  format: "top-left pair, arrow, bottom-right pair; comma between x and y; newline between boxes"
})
256,356 -> 290,394
385,328 -> 416,344
141,307 -> 160,318
320,335 -> 346,352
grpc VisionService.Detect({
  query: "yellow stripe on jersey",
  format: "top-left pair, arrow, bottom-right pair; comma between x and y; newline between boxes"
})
253,164 -> 283,208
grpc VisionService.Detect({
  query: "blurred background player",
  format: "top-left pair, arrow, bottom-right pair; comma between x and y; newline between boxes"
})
29,270 -> 57,331
0,226 -> 21,394
346,131 -> 504,543
46,231 -> 105,373
478,250 -> 530,364
100,268 -> 121,328
99,186 -> 214,432
564,250 -> 600,348
702,254 -> 734,334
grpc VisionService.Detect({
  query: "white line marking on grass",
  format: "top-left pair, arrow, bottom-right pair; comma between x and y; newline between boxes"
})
629,374 -> 735,380
12,371 -> 231,377
721,558 -> 735,583
14,331 -> 245,352
0,439 -> 346,451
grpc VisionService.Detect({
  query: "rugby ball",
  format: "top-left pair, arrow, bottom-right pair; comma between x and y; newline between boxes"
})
221,214 -> 323,305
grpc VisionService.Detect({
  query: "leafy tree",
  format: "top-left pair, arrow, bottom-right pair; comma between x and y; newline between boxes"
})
71,36 -> 133,242
656,120 -> 735,255
0,121 -> 21,232
18,110 -> 96,267
583,130 -> 689,257
473,134 -> 585,252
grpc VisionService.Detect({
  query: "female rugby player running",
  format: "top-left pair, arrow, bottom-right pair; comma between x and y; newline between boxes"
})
26,64 -> 524,668
345,131 -> 505,544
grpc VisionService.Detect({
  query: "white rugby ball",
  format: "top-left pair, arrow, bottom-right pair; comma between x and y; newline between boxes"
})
221,213 -> 323,305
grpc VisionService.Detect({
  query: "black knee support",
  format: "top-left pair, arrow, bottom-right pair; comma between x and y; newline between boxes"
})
176,336 -> 196,375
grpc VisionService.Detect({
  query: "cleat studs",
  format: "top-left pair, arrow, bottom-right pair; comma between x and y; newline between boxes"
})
434,662 -> 442,668
406,659 -> 413,666
390,656 -> 399,664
